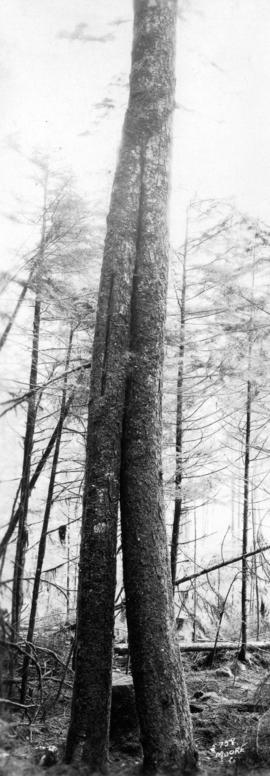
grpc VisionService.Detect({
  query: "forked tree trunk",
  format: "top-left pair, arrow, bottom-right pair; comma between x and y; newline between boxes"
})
171,224 -> 188,589
66,1 -> 196,772
20,330 -> 73,703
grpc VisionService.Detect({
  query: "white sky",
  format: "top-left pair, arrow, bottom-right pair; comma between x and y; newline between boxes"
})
1,0 -> 270,259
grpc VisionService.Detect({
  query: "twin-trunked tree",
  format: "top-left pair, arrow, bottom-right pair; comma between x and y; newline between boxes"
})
66,0 -> 197,773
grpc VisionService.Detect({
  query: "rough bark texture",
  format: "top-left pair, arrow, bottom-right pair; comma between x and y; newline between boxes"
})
120,2 -> 196,772
65,13 -> 143,772
66,1 -> 196,772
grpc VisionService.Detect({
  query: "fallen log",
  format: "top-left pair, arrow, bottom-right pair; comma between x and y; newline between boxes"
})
190,700 -> 268,714
178,640 -> 270,653
218,701 -> 268,713
114,640 -> 270,655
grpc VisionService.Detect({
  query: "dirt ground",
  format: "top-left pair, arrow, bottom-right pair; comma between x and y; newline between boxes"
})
1,649 -> 270,775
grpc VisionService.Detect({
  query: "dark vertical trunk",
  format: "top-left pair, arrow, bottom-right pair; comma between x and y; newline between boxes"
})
66,508 -> 71,623
171,224 -> 188,589
65,179 -> 141,770
239,378 -> 251,661
11,175 -> 48,636
20,330 -> 73,702
11,292 -> 41,635
120,3 -> 196,771
66,2 -> 196,772
65,12 -> 143,772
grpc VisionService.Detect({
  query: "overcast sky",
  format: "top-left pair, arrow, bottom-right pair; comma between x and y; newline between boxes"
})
1,0 -> 270,265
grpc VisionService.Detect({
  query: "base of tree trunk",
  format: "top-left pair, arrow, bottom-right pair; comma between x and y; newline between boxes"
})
111,681 -> 199,773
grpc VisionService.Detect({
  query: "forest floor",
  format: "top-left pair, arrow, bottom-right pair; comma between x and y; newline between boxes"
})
1,646 -> 270,775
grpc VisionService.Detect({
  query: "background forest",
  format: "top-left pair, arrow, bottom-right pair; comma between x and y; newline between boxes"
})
2,192 -> 270,643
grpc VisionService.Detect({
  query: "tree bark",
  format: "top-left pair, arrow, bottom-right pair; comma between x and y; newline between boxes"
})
171,222 -> 188,589
65,10 -> 144,771
120,2 -> 196,772
66,2 -> 197,773
20,330 -> 73,703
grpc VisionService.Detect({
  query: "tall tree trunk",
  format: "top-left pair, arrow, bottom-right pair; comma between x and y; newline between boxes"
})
66,507 -> 71,623
11,173 -> 48,636
239,377 -> 252,661
20,330 -> 73,703
66,2 -> 196,772
120,3 -> 196,771
11,294 -> 41,635
171,222 -> 188,589
65,11 -> 144,772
